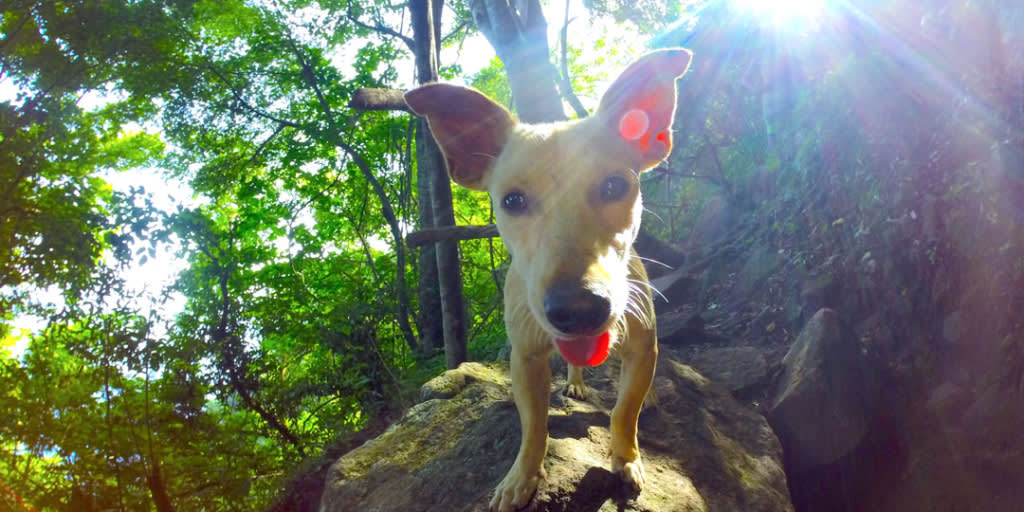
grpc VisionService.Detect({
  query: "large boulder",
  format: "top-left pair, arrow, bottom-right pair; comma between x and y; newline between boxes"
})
672,345 -> 770,395
766,308 -> 879,469
321,360 -> 793,511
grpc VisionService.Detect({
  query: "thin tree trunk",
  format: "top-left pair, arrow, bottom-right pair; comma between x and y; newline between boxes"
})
142,322 -> 175,512
147,461 -> 175,512
416,150 -> 443,355
411,0 -> 467,368
408,0 -> 444,355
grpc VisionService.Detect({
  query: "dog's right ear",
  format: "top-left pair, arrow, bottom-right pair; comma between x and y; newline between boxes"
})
404,84 -> 515,191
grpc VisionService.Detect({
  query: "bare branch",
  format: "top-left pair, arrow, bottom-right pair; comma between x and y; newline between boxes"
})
441,20 -> 470,43
248,123 -> 288,167
702,132 -> 735,197
406,224 -> 499,248
205,65 -> 302,129
346,6 -> 414,50
349,87 -> 411,112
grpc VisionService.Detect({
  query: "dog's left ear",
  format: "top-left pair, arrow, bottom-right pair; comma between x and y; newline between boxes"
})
597,48 -> 693,171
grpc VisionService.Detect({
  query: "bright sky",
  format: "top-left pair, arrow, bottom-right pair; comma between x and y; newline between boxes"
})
0,0 -> 679,357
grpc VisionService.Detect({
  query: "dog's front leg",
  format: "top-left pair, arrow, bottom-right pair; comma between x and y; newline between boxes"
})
490,339 -> 551,511
564,364 -> 586,400
610,320 -> 657,491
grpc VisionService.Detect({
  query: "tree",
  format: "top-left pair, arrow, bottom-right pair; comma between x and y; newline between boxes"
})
409,0 -> 468,368
2,0 -> 426,508
0,0 -> 172,329
469,0 -> 565,122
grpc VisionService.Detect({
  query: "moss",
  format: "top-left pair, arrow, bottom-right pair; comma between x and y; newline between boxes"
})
337,362 -> 511,479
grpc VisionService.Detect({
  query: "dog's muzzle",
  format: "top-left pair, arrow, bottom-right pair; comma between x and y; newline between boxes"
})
543,279 -> 611,336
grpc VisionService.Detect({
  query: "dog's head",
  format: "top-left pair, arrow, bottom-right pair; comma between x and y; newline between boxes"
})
406,49 -> 692,362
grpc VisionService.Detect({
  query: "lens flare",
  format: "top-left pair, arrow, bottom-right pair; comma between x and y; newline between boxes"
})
739,0 -> 824,27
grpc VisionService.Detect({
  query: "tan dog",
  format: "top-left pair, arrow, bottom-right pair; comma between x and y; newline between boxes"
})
405,48 -> 692,511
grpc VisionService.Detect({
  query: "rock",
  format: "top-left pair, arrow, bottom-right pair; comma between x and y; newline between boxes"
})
685,194 -> 738,254
321,360 -> 794,512
855,312 -> 896,357
650,265 -> 697,314
767,308 -> 877,469
634,228 -> 686,279
737,247 -> 785,296
672,345 -> 769,394
799,270 -> 837,315
940,309 -> 966,347
924,381 -> 970,418
419,361 -> 490,401
656,311 -> 706,345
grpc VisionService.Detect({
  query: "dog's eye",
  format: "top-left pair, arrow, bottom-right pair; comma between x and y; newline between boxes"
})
600,175 -> 631,202
502,190 -> 528,215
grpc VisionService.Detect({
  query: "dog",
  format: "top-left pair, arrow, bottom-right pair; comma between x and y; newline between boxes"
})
404,48 -> 692,511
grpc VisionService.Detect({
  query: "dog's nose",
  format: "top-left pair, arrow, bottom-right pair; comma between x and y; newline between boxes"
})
543,281 -> 611,335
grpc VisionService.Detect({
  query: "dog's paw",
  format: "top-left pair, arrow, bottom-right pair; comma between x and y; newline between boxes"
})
613,457 -> 646,492
563,383 -> 587,400
489,464 -> 544,511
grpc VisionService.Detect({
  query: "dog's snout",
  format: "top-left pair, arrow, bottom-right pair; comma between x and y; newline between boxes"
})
543,280 -> 611,335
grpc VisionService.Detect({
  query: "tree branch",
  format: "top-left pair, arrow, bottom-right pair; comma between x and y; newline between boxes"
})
441,20 -> 470,44
702,132 -> 735,197
209,239 -> 306,456
283,39 -> 419,351
349,87 -> 411,112
205,65 -> 303,129
346,6 -> 414,50
406,224 -> 499,247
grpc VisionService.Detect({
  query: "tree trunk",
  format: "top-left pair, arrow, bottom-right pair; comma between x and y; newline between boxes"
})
469,0 -> 565,123
410,0 -> 468,368
147,460 -> 175,512
416,162 -> 443,355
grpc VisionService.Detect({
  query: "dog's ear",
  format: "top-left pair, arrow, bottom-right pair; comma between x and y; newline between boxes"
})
404,84 -> 515,191
597,48 -> 693,171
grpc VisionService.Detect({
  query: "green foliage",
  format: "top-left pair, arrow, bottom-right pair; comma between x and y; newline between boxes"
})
2,0 -> 507,509
469,57 -> 512,109
0,0 -> 177,329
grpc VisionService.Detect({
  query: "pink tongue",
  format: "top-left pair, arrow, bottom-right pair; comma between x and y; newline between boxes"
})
555,331 -> 611,367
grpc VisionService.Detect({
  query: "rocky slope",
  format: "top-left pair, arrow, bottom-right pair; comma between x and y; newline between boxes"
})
320,358 -> 793,512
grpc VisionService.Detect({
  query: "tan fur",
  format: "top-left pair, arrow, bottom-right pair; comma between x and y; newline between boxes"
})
405,49 -> 692,511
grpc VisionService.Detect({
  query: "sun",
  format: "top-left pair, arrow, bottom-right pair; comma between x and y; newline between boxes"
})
738,0 -> 825,27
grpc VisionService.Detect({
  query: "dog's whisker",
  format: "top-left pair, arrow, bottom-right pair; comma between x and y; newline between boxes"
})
629,301 -> 653,331
641,207 -> 666,226
632,254 -> 672,269
624,282 -> 656,330
628,277 -> 667,304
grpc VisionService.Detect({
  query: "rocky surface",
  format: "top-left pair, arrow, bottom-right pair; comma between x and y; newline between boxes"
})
766,309 -> 879,469
321,360 -> 793,512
